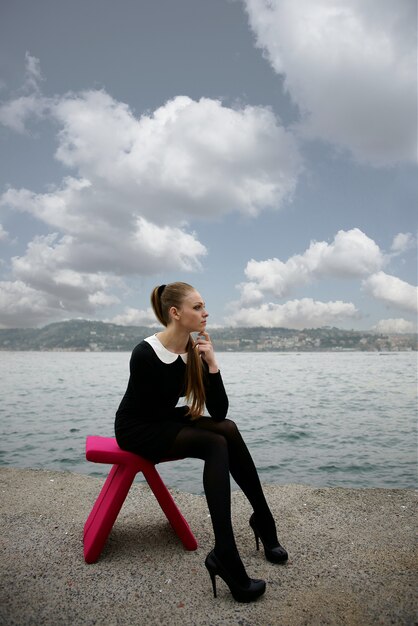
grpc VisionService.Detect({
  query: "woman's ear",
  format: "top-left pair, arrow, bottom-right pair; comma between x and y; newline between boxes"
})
169,306 -> 180,321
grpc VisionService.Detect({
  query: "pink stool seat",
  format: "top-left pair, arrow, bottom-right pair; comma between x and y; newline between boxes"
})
84,436 -> 198,563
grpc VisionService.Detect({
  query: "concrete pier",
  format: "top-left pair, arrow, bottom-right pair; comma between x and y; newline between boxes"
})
1,468 -> 416,625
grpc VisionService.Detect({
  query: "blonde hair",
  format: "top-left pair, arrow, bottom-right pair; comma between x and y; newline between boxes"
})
150,282 -> 206,419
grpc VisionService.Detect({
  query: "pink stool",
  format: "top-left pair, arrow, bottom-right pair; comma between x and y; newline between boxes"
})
84,436 -> 198,563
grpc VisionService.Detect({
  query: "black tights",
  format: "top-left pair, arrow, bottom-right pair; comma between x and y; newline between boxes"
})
166,418 -> 277,580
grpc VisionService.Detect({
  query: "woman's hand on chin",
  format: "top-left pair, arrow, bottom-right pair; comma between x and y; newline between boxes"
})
195,332 -> 219,373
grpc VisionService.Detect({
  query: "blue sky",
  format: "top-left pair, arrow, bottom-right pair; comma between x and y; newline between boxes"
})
0,0 -> 416,331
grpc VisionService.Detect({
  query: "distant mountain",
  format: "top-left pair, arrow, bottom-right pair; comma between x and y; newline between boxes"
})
0,320 -> 153,351
0,319 -> 416,351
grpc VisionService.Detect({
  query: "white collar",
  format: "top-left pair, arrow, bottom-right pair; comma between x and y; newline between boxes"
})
144,334 -> 188,364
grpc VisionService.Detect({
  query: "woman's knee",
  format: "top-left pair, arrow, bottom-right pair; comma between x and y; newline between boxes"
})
195,416 -> 241,442
221,418 -> 238,435
215,418 -> 242,442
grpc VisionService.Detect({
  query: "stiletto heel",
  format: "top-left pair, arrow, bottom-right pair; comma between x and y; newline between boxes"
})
254,531 -> 260,551
249,514 -> 288,564
207,564 -> 217,598
204,550 -> 266,603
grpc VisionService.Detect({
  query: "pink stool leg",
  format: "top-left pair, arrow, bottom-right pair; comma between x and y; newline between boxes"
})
83,436 -> 199,563
84,463 -> 136,564
142,462 -> 198,551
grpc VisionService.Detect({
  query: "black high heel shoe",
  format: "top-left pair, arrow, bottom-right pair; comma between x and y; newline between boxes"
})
249,513 -> 288,564
205,550 -> 266,603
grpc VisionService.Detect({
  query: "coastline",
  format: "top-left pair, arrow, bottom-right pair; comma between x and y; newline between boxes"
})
1,467 -> 416,626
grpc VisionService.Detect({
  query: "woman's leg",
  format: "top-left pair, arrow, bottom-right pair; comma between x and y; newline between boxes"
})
193,417 -> 278,543
166,426 -> 249,584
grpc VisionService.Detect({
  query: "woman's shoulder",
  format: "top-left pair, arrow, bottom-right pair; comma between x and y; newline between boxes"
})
130,338 -> 155,361
129,340 -> 161,376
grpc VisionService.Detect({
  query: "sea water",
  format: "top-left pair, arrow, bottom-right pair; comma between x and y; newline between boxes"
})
0,350 -> 416,493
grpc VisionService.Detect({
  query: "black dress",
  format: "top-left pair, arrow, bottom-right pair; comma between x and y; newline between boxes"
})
115,334 -> 229,462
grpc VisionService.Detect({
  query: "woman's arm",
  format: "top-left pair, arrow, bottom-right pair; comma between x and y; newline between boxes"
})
204,368 -> 229,421
117,342 -> 158,417
196,332 -> 229,420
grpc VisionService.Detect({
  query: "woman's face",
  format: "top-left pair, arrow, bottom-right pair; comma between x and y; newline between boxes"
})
175,289 -> 208,333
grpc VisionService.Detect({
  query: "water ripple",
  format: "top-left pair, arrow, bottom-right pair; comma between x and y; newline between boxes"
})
0,350 -> 416,493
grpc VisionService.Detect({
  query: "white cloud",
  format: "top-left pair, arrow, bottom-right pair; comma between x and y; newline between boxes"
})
0,280 -> 60,328
1,61 -> 301,227
363,271 -> 418,313
243,0 -> 416,165
372,318 -> 415,334
390,232 -> 415,254
0,224 -> 9,241
238,228 -> 385,303
50,90 -> 301,221
1,177 -> 94,234
0,56 -> 302,327
226,298 -> 359,329
23,51 -> 43,93
1,186 -> 208,275
0,52 -> 46,133
0,94 -> 47,133
232,228 -> 417,328
132,218 -> 206,273
107,307 -> 159,327
7,234 -> 121,319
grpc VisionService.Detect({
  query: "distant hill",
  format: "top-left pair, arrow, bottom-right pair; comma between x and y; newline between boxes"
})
0,320 -> 152,351
0,319 -> 416,351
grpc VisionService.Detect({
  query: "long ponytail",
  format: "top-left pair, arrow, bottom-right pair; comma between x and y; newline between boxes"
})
150,282 -> 206,419
185,335 -> 206,419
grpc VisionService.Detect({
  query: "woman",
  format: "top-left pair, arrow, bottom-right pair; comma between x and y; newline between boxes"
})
115,282 -> 288,603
